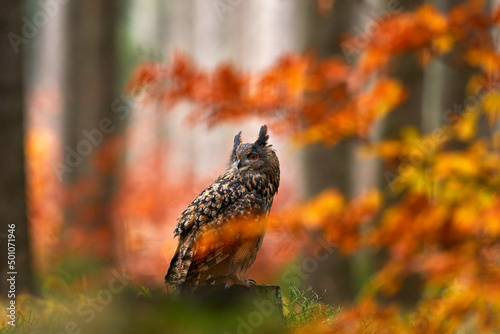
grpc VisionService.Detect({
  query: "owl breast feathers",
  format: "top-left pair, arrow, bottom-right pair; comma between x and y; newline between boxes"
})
165,125 -> 280,289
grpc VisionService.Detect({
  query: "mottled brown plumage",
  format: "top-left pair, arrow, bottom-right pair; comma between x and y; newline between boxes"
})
165,125 -> 280,290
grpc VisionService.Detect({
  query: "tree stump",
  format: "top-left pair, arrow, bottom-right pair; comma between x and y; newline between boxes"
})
178,284 -> 287,333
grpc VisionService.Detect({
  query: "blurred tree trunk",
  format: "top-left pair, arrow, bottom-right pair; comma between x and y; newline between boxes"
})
376,0 -> 472,310
421,0 -> 470,133
0,1 -> 36,294
372,0 -> 427,310
383,0 -> 424,135
422,0 -> 470,133
303,0 -> 432,306
61,0 -> 123,264
302,0 -> 359,305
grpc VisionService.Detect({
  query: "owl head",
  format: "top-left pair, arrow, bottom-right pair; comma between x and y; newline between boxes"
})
229,125 -> 280,179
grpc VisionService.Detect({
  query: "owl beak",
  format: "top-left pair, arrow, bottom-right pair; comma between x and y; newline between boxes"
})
237,159 -> 242,169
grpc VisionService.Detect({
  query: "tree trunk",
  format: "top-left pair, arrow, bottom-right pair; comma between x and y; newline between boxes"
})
302,0 -> 360,306
179,284 -> 286,332
61,0 -> 123,263
0,0 -> 36,295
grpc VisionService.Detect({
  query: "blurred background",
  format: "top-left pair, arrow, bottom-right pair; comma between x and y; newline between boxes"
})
3,0 -> 500,332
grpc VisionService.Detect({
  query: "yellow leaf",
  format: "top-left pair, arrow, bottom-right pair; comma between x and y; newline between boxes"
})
433,152 -> 479,181
466,74 -> 485,95
453,205 -> 479,233
453,107 -> 478,141
371,79 -> 406,117
466,49 -> 500,74
417,5 -> 448,33
433,34 -> 454,54
481,91 -> 500,126
304,190 -> 345,228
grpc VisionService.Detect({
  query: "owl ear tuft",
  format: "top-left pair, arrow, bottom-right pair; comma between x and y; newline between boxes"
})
254,125 -> 269,147
234,131 -> 242,146
232,131 -> 242,154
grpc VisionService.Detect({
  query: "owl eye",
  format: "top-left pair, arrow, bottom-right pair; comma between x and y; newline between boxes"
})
234,155 -> 237,161
248,152 -> 258,161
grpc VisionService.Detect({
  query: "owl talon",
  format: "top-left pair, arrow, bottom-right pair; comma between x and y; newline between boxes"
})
246,279 -> 257,286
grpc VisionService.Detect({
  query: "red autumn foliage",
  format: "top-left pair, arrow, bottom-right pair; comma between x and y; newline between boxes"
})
127,52 -> 406,145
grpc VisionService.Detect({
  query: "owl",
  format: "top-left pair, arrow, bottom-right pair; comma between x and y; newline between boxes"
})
165,125 -> 280,290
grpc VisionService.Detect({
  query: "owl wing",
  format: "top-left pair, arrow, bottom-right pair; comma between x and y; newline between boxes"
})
187,192 -> 267,283
165,180 -> 266,286
173,170 -> 244,237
